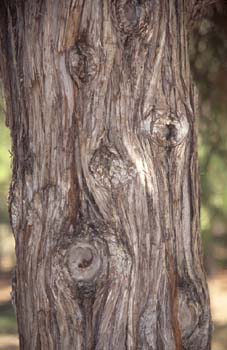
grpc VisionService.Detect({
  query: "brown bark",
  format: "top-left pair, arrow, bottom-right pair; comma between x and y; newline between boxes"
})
0,1 -> 212,349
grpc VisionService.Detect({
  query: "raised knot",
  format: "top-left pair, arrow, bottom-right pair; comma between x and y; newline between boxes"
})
67,42 -> 98,86
141,110 -> 189,147
68,242 -> 101,282
111,0 -> 151,36
178,292 -> 200,339
89,145 -> 137,188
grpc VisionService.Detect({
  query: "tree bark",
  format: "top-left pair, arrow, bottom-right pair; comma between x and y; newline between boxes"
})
0,1 -> 212,349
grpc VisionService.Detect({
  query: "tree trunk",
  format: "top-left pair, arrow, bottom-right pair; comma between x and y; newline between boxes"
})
0,1 -> 212,349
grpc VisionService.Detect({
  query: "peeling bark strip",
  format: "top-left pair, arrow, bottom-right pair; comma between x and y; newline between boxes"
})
0,1 -> 213,350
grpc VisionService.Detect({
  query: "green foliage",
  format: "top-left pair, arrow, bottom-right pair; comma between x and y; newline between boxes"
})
0,302 -> 17,334
0,101 -> 11,224
190,8 -> 227,271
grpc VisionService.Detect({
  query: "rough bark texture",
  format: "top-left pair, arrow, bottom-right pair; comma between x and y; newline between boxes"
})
0,1 -> 213,349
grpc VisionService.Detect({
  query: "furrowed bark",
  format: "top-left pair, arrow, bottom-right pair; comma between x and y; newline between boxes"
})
0,1 -> 212,350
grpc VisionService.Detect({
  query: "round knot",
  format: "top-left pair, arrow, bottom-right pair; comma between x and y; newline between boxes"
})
68,243 -> 101,282
151,113 -> 189,147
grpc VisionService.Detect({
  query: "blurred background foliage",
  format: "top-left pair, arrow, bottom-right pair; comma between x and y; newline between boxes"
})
0,93 -> 17,349
0,98 -> 14,273
0,3 -> 227,349
190,4 -> 227,275
0,101 -> 11,224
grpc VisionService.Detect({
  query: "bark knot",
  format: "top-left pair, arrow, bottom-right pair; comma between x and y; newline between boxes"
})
89,145 -> 137,188
178,292 -> 201,341
141,109 -> 189,147
67,42 -> 98,86
68,242 -> 101,282
111,0 -> 151,36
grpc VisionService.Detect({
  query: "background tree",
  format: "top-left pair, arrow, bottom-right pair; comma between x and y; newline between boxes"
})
0,1 -> 220,349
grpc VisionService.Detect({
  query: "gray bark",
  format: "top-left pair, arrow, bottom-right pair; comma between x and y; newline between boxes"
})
0,1 -> 212,349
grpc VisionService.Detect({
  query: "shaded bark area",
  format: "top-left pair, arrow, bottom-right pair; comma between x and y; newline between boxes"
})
0,1 -> 212,349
